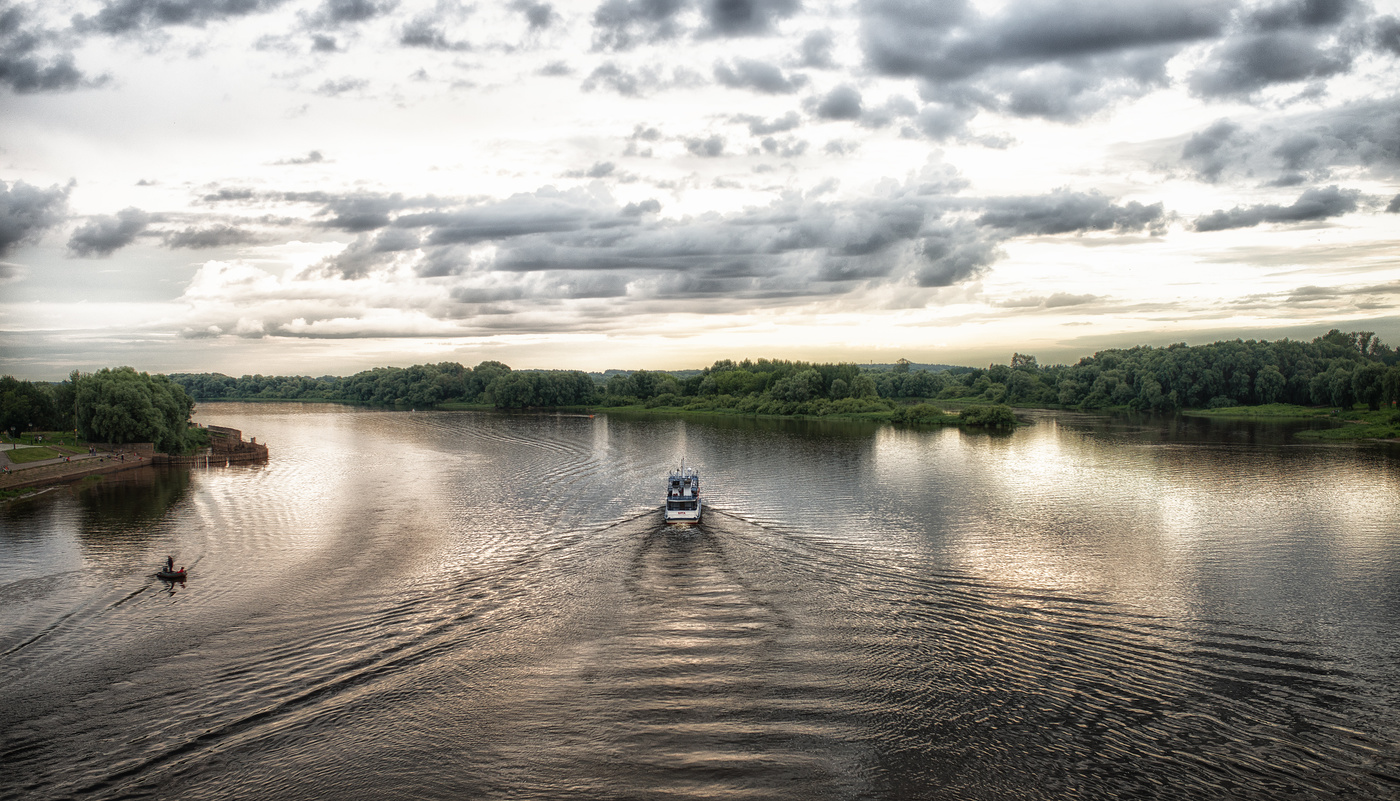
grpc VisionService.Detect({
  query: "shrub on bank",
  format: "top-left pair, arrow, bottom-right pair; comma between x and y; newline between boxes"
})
959,404 -> 1018,428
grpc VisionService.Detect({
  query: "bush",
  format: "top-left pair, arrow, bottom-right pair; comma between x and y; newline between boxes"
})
893,403 -> 951,424
644,393 -> 680,408
959,404 -> 1018,428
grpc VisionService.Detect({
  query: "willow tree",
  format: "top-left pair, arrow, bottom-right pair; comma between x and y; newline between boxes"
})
75,367 -> 196,453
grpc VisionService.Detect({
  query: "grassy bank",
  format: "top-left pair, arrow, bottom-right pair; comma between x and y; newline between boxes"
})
1185,403 -> 1400,440
6,447 -> 65,463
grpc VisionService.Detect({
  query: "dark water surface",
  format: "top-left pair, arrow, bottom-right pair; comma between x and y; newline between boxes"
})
2,404 -> 1398,800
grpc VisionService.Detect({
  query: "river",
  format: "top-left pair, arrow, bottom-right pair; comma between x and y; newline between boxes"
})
1,403 -> 1398,799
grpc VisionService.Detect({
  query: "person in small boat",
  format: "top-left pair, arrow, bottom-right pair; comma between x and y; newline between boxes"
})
165,556 -> 175,573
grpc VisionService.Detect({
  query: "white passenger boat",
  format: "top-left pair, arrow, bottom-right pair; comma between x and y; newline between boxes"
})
664,462 -> 702,524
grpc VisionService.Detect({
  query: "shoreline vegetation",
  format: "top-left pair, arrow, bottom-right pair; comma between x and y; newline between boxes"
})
2,331 -> 1398,491
162,327 -> 1395,439
1184,404 -> 1400,441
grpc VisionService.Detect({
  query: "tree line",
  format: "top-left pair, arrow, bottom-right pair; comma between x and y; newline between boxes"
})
4,329 -> 1396,447
164,328 -> 1400,414
2,367 -> 199,452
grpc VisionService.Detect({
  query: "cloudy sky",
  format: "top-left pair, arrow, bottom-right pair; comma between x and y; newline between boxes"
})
2,0 -> 1398,379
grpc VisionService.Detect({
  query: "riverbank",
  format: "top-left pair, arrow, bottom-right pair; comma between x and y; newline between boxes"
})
0,449 -> 155,500
1183,403 -> 1400,441
0,425 -> 268,502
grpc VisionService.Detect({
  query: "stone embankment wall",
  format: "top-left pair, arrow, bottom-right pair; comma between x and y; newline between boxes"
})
1,454 -> 154,491
158,425 -> 269,466
206,425 -> 269,463
90,442 -> 156,457
2,425 -> 268,494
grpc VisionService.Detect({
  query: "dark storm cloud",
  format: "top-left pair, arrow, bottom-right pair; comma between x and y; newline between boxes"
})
1388,194 -> 1400,213
859,0 -> 1235,127
621,198 -> 661,215
714,58 -> 805,93
440,189 -> 1025,303
760,136 -> 807,157
798,29 -> 835,68
591,0 -> 688,50
684,134 -> 726,156
1188,31 -> 1352,98
317,228 -> 421,278
812,84 -> 861,120
702,0 -> 801,37
67,207 -> 151,257
0,180 -> 70,257
73,0 -> 290,35
1249,0 -> 1355,30
1187,0 -> 1370,98
1173,98 -> 1400,185
862,0 -> 1226,80
581,62 -> 646,95
1181,119 -> 1247,182
163,224 -> 262,249
0,7 -> 99,93
858,95 -> 916,128
590,0 -> 798,50
904,105 -> 962,142
304,0 -> 397,29
400,16 -> 470,50
512,1 -> 557,30
977,189 -> 1167,236
1271,134 -> 1320,171
1377,16 -> 1400,54
734,110 -> 800,135
314,193 -> 426,231
395,188 -> 618,245
169,179 -> 1174,309
1193,185 -> 1360,231
0,54 -> 86,93
914,223 -> 1001,287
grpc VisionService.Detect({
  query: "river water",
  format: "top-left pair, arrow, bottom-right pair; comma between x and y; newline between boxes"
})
1,403 -> 1398,800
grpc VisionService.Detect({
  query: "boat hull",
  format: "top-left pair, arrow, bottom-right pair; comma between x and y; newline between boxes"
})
663,503 -> 702,524
156,570 -> 187,581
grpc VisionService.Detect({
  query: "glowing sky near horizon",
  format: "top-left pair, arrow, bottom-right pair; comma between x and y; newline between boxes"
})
1,0 -> 1398,379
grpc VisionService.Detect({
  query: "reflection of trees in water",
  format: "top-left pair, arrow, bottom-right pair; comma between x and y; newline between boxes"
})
74,466 -> 192,541
0,490 -> 60,531
1042,409 -> 1334,447
691,412 -> 882,441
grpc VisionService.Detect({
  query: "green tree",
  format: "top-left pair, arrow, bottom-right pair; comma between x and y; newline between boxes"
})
1352,361 -> 1387,411
850,373 -> 878,399
75,367 -> 196,452
1254,365 -> 1286,404
1383,366 -> 1400,408
771,369 -> 824,402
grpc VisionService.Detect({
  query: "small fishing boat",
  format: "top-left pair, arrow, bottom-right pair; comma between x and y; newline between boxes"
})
156,568 -> 187,581
664,461 -> 702,524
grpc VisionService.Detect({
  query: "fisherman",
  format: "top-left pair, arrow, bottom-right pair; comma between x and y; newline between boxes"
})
166,556 -> 175,573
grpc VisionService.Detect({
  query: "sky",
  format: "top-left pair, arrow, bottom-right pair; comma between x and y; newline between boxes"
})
1,0 -> 1398,380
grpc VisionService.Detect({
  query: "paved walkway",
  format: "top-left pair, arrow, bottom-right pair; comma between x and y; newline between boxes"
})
0,446 -> 149,491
